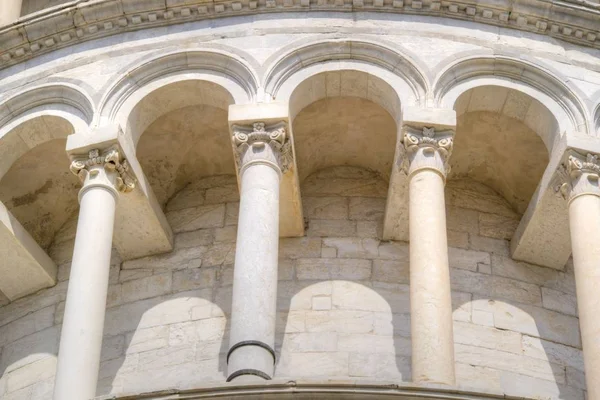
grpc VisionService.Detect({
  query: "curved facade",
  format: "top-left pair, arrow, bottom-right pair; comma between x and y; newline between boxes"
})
0,1 -> 599,399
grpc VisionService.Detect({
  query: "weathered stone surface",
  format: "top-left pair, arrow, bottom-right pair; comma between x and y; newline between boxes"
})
372,259 -> 409,284
279,237 -> 322,259
172,267 -> 217,291
453,321 -> 522,354
121,273 -> 172,304
303,197 -> 348,220
349,197 -> 386,221
322,238 -> 379,259
451,269 -> 542,305
522,335 -> 584,371
307,219 -> 356,237
541,287 -> 578,317
448,247 -> 490,271
166,204 -> 225,233
126,326 -> 169,355
469,235 -> 510,256
446,206 -> 479,234
479,213 -> 520,240
349,352 -> 410,379
296,258 -> 371,280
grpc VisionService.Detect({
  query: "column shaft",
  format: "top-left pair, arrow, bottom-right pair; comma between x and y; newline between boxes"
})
0,0 -> 22,26
227,121 -> 288,382
53,180 -> 117,400
409,168 -> 455,384
569,194 -> 600,400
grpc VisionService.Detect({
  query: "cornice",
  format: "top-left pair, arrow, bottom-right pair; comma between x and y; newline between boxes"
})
0,0 -> 599,71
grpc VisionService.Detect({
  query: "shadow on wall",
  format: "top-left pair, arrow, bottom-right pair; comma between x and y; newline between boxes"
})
0,170 -> 584,400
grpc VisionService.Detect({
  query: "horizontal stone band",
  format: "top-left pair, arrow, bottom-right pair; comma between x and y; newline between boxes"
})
227,340 -> 277,364
226,369 -> 272,382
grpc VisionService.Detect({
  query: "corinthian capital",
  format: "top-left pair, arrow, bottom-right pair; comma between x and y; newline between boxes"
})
231,121 -> 293,174
70,146 -> 136,194
400,126 -> 454,178
556,150 -> 600,202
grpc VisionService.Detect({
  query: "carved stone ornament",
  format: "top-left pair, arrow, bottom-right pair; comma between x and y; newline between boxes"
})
555,151 -> 600,202
231,121 -> 293,174
70,147 -> 136,193
399,126 -> 454,177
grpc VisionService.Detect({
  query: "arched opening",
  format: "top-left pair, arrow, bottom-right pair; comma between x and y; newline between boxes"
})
449,85 -> 551,216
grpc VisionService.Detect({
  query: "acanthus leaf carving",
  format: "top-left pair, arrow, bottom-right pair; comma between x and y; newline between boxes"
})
555,150 -> 600,202
400,125 -> 454,177
70,146 -> 136,193
232,121 -> 293,174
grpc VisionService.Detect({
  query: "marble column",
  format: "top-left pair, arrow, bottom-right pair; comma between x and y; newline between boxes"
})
403,126 -> 456,385
0,0 -> 22,26
53,148 -> 135,400
227,122 -> 291,382
559,151 -> 600,400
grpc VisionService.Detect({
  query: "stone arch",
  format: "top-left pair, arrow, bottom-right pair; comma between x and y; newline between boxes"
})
263,38 -> 430,119
97,49 -> 259,146
0,84 -> 93,248
433,54 -> 590,148
593,93 -> 600,136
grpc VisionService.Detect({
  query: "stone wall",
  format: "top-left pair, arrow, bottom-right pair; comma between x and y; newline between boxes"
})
0,167 -> 585,399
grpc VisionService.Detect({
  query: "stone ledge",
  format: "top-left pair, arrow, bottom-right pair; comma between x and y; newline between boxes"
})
95,379 -> 540,399
0,0 -> 599,71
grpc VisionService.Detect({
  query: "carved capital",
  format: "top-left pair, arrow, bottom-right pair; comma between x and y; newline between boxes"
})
70,146 -> 136,195
400,126 -> 454,178
555,150 -> 600,203
232,121 -> 293,175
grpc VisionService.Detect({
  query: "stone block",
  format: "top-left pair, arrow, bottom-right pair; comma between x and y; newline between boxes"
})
278,281 -> 332,311
522,335 -> 584,371
321,247 -> 337,258
372,259 -> 409,284
204,184 -> 239,204
214,226 -> 237,243
276,311 -> 306,334
166,204 -> 225,233
311,296 -> 332,310
446,206 -> 479,234
126,326 -> 169,354
137,344 -> 196,372
479,213 -> 520,239
447,230 -> 469,249
333,281 -> 407,313
278,259 -> 295,281
449,247 -> 490,271
303,177 -> 388,198
452,291 -> 472,322
0,305 -> 55,347
372,312 -> 411,337
349,352 -> 410,379
475,299 -> 582,348
450,268 -> 542,305
122,247 -> 204,270
296,258 -> 371,280
224,202 -> 239,226
349,197 -> 386,221
202,244 -> 235,267
119,269 -> 153,283
491,255 -> 575,294
279,237 -> 322,259
6,356 -> 56,393
303,196 -> 348,219
121,273 -> 172,304
499,370 -> 584,400
469,234 -> 510,255
276,351 -> 349,377
566,366 -> 586,390
195,339 -> 224,361
338,333 -> 400,354
307,219 -> 356,237
172,267 -> 216,291
305,310 -> 373,333
285,332 -> 337,352
541,287 -> 578,317
166,185 -> 204,211
0,326 -> 59,373
322,238 -> 379,259
174,230 -> 213,249
455,362 -> 502,392
168,318 -> 226,346
378,241 -> 409,260
454,343 -> 565,384
101,335 -> 125,362
356,220 -> 382,238
453,321 -> 522,354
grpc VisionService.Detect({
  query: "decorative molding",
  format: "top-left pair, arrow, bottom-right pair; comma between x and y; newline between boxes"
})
555,150 -> 600,202
400,125 -> 454,177
0,0 -> 598,71
70,146 -> 136,194
231,121 -> 293,174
